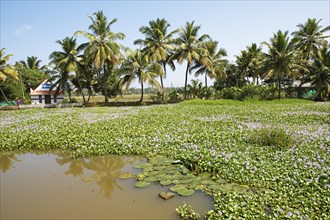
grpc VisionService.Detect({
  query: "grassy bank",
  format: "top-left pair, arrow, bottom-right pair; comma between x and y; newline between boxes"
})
0,99 -> 329,219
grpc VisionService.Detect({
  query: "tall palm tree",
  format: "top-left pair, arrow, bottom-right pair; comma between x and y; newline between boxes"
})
0,48 -> 18,102
17,56 -> 49,100
235,50 -> 250,83
118,49 -> 162,102
19,56 -> 47,71
305,45 -> 330,100
134,18 -> 178,102
75,10 -> 125,103
292,18 -> 330,96
263,30 -> 305,99
49,36 -> 85,102
246,43 -> 264,84
190,41 -> 227,92
172,21 -> 210,99
292,18 -> 330,61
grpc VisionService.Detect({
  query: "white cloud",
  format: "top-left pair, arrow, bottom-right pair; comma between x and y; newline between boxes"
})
15,24 -> 32,36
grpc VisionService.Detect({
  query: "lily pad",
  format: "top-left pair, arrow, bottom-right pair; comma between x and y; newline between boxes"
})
144,176 -> 158,182
160,180 -> 172,186
177,188 -> 195,197
170,184 -> 186,193
180,178 -> 194,184
135,181 -> 151,188
118,172 -> 133,179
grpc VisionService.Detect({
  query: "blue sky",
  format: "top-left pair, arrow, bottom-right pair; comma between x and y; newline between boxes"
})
1,0 -> 329,87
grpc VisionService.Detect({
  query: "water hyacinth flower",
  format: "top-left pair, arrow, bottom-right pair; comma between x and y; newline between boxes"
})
287,211 -> 293,217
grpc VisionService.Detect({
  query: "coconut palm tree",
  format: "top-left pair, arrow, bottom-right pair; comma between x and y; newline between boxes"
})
75,10 -> 125,103
134,18 -> 178,102
19,56 -> 48,71
0,48 -> 18,102
190,41 -> 227,93
292,18 -> 330,61
263,30 -> 306,99
304,45 -> 330,100
118,49 -> 162,102
292,18 -> 330,96
246,43 -> 264,84
172,21 -> 210,99
49,36 -> 86,102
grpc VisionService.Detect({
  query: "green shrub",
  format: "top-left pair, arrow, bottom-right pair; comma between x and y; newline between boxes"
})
150,91 -> 163,102
248,128 -> 294,149
168,89 -> 183,101
258,84 -> 277,100
219,87 -> 242,100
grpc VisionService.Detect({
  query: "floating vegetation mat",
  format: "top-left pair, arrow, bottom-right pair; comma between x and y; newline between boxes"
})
131,155 -> 273,197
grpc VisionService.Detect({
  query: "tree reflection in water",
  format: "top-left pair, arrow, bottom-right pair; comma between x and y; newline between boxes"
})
0,153 -> 21,173
55,153 -> 138,199
56,152 -> 86,177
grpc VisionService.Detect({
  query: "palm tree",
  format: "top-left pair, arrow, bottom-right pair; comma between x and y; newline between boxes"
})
0,48 -> 18,102
263,30 -> 305,99
75,10 -> 125,103
305,45 -> 330,100
172,21 -> 210,99
292,18 -> 330,61
134,18 -> 178,102
19,56 -> 47,71
292,18 -> 330,96
187,79 -> 203,99
17,56 -> 49,100
49,36 -> 85,103
190,41 -> 227,93
246,43 -> 264,84
118,49 -> 162,102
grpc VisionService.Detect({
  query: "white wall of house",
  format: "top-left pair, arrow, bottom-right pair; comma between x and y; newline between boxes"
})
30,95 -> 64,104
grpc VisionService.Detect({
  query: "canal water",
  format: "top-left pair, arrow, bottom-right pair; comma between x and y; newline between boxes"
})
0,152 -> 213,219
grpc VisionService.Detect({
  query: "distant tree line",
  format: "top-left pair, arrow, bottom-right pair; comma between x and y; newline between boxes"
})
1,11 -> 329,104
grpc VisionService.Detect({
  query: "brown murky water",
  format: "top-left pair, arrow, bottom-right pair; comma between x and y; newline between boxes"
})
0,152 -> 213,219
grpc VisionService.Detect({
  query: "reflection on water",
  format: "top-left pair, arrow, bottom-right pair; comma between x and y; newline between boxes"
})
55,152 -> 137,198
0,151 -> 213,219
0,152 -> 21,173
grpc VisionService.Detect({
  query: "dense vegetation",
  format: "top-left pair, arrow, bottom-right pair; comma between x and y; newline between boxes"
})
1,12 -> 329,104
0,99 -> 329,219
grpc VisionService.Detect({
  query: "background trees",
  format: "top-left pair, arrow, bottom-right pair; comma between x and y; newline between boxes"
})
0,48 -> 19,102
1,15 -> 329,104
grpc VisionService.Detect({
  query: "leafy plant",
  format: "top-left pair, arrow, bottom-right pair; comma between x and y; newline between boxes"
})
176,203 -> 201,220
248,127 -> 295,149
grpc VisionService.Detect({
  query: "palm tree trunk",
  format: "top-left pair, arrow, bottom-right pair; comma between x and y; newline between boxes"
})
0,87 -> 9,103
77,80 -> 86,105
18,70 -> 25,100
162,62 -> 167,102
87,94 -> 91,104
205,74 -> 208,91
103,64 -> 109,103
160,75 -> 164,102
67,87 -> 72,102
278,77 -> 281,99
140,81 -> 144,102
184,62 -> 190,100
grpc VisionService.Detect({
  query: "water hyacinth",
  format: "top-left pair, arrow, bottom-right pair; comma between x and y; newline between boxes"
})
0,99 -> 329,219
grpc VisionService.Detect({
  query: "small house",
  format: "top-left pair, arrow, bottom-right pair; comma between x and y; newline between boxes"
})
30,79 -> 64,104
